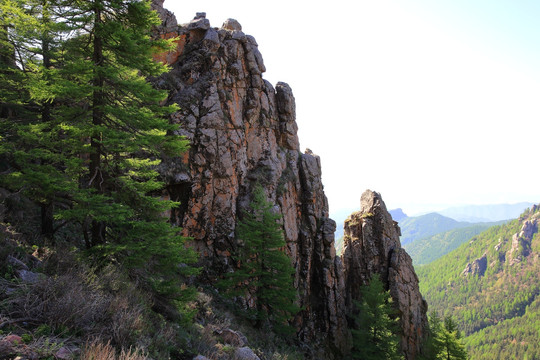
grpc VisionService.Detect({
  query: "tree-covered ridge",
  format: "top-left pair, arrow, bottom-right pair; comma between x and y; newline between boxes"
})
404,221 -> 505,265
399,213 -> 473,246
417,206 -> 540,359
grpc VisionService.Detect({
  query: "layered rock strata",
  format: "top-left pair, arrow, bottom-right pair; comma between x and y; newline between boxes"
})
342,190 -> 428,360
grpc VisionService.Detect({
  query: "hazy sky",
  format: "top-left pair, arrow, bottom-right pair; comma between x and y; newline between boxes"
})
165,0 -> 540,216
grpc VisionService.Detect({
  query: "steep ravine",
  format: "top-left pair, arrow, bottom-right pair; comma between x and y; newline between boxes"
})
152,2 -> 428,358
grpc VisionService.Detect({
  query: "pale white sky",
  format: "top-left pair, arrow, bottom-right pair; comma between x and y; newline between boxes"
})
165,0 -> 540,216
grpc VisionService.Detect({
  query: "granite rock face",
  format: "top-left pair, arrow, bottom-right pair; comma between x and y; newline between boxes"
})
342,190 -> 428,360
151,5 -> 347,357
152,2 -> 427,358
462,254 -> 488,277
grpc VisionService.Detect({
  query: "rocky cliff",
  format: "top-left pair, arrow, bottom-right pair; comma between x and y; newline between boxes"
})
152,7 -> 347,357
151,2 -> 427,358
342,191 -> 429,359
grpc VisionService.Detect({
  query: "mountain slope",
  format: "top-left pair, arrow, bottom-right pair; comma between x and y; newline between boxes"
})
404,221 -> 505,265
399,213 -> 471,245
464,296 -> 540,360
417,205 -> 540,359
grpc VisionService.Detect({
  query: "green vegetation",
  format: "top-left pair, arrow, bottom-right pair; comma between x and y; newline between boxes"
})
404,222 -> 504,265
0,0 -> 198,356
219,184 -> 300,334
399,213 -> 472,245
351,276 -> 403,360
417,207 -> 539,359
420,313 -> 468,360
463,297 -> 540,360
1,0 -> 197,295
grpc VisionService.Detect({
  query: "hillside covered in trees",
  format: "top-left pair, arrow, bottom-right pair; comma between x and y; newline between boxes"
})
404,221 -> 505,265
417,206 -> 540,359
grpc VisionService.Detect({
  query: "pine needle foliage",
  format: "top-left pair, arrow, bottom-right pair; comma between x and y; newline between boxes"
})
0,0 -> 197,306
351,275 -> 403,360
420,313 -> 468,360
219,184 -> 300,334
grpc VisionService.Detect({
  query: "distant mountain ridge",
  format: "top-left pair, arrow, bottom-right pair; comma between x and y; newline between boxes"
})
389,208 -> 407,221
398,212 -> 473,246
436,202 -> 534,222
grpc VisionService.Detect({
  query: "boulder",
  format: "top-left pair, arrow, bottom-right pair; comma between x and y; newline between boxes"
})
222,18 -> 242,31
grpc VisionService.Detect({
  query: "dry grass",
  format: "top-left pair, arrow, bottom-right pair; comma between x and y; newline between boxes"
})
81,340 -> 147,360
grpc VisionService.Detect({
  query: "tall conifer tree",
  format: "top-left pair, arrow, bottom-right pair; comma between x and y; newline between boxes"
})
351,276 -> 403,360
220,184 -> 300,334
1,0 -> 197,301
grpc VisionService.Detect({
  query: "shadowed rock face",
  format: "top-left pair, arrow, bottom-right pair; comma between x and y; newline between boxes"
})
342,190 -> 428,360
152,3 -> 427,358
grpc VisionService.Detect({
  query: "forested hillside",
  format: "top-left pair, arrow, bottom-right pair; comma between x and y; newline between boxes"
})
399,213 -> 472,245
417,206 -> 540,359
404,221 -> 504,265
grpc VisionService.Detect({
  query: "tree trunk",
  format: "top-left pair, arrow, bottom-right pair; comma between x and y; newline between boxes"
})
40,203 -> 54,242
90,0 -> 105,246
40,1 -> 55,243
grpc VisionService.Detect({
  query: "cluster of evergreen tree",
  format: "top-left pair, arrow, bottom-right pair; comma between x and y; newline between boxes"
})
349,277 -> 468,360
0,0 -> 196,305
218,184 -> 300,335
351,276 -> 403,360
420,313 -> 468,360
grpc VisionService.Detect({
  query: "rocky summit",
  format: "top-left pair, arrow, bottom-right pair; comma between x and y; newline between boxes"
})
151,2 -> 428,358
342,190 -> 429,360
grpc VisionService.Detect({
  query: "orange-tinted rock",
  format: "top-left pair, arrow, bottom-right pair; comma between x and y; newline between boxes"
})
153,33 -> 186,65
152,2 -> 427,358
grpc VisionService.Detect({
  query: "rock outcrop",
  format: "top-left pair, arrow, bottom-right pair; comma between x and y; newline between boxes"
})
508,209 -> 538,265
342,190 -> 428,360
152,6 -> 346,357
152,2 -> 427,358
461,253 -> 488,277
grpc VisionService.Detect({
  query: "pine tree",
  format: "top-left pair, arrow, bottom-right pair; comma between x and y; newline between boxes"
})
1,0 -> 198,304
0,0 -> 64,240
420,313 -> 468,360
351,275 -> 403,360
219,184 -> 300,334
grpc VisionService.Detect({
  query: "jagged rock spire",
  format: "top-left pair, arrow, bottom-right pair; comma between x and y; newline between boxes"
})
342,190 -> 429,360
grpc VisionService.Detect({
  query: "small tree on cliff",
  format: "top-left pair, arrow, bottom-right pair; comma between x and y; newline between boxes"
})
219,184 -> 300,334
420,313 -> 468,360
351,275 -> 403,360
